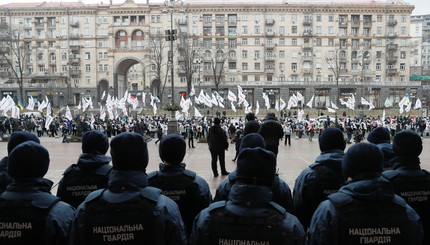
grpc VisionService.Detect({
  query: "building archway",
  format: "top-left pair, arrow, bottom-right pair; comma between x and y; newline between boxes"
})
97,79 -> 109,102
113,57 -> 142,98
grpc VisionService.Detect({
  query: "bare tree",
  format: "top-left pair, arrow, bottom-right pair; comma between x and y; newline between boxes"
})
146,33 -> 169,102
325,48 -> 341,86
0,23 -> 32,103
210,49 -> 227,92
176,30 -> 201,97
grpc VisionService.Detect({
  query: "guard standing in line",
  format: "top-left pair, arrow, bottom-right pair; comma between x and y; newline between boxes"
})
56,130 -> 112,208
190,143 -> 305,245
0,141 -> 75,244
293,127 -> 346,230
214,133 -> 294,212
367,126 -> 395,170
148,134 -> 211,235
68,132 -> 187,245
207,117 -> 229,177
383,130 -> 430,244
308,142 -> 423,245
0,131 -> 40,193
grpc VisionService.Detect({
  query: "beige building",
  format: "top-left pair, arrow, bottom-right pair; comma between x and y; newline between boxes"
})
0,0 -> 422,110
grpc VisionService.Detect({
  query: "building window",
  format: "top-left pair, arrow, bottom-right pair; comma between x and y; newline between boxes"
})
377,15 -> 382,22
255,38 -> 260,45
279,38 -> 285,45
291,63 -> 297,70
292,38 -> 297,46
279,50 -> 285,58
292,26 -> 297,34
85,64 -> 91,72
255,63 -> 260,70
400,63 -> 405,70
242,62 -> 248,70
86,76 -> 91,84
242,50 -> 248,58
328,14 -> 334,22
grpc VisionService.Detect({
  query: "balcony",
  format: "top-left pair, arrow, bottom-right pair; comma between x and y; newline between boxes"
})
34,22 -> 44,28
362,58 -> 371,64
265,43 -> 276,49
70,58 -> 80,64
339,68 -> 348,74
303,55 -> 313,61
70,21 -> 79,28
69,34 -> 81,39
338,21 -> 348,27
265,31 -> 275,37
69,70 -> 81,76
386,68 -> 398,75
339,57 -> 347,63
49,60 -> 56,65
178,19 -> 187,25
303,19 -> 312,26
351,21 -> 360,27
302,43 -> 313,49
70,45 -> 81,53
363,21 -> 372,27
302,31 -> 313,37
265,68 -> 275,73
0,71 -> 10,77
387,19 -> 398,26
386,56 -> 398,64
265,19 -> 275,25
228,21 -> 237,26
265,56 -> 276,61
387,44 -> 398,50
387,32 -> 398,38
302,68 -> 312,74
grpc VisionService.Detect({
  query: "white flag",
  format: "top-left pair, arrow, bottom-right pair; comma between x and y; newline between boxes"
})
228,90 -> 237,102
175,110 -> 182,120
399,104 -> 404,114
255,101 -> 260,116
297,109 -> 305,122
330,101 -> 339,110
231,101 -> 237,112
46,102 -> 52,116
306,95 -> 314,109
262,92 -> 271,109
65,106 -> 73,121
279,98 -> 286,111
190,84 -> 196,97
414,98 -> 422,110
45,115 -> 53,130
142,92 -> 146,107
194,107 -> 203,118
26,96 -> 35,111
296,92 -> 304,102
11,106 -> 20,118
275,100 -> 280,111
211,93 -> 219,106
99,106 -> 106,121
382,109 -> 386,121
327,107 -> 336,113
101,91 -> 106,100
398,96 -> 408,108
152,102 -> 157,115
405,102 -> 412,113
218,101 -> 225,109
214,91 -> 224,104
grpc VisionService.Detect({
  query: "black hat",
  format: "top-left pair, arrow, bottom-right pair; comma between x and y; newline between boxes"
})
265,113 -> 277,121
214,117 -> 221,125
393,130 -> 422,157
8,141 -> 49,179
367,127 -> 391,144
110,132 -> 148,172
342,142 -> 383,180
7,131 -> 40,154
243,120 -> 260,135
82,130 -> 109,154
319,127 -> 346,152
236,147 -> 276,185
159,134 -> 186,165
239,133 -> 266,151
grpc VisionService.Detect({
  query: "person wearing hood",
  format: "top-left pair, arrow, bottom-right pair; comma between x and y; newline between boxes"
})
148,134 -> 212,236
68,132 -> 187,245
214,133 -> 293,212
382,130 -> 430,244
367,126 -> 395,170
56,130 -> 112,208
258,113 -> 284,155
293,127 -> 346,229
0,131 -> 40,193
308,142 -> 423,245
190,141 -> 305,245
0,141 -> 75,244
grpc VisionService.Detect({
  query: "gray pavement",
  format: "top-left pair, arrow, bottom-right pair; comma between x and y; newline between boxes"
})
1,133 -> 430,196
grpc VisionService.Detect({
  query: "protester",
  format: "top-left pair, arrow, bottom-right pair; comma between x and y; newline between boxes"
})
293,127 -> 346,229
207,117 -> 229,177
56,130 -> 112,208
0,141 -> 75,244
190,143 -> 305,245
259,113 -> 284,155
68,132 -> 187,245
148,134 -> 212,235
308,142 -> 423,245
383,130 -> 430,244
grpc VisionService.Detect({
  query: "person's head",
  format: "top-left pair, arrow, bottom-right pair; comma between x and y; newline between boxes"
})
245,112 -> 256,121
393,130 -> 422,157
110,132 -> 148,172
342,142 -> 383,181
318,127 -> 346,152
367,127 -> 391,144
81,130 -> 109,154
239,133 -> 266,151
243,120 -> 260,136
7,131 -> 40,154
236,147 -> 276,186
214,117 -> 221,126
8,141 -> 49,179
265,113 -> 277,121
159,134 -> 186,165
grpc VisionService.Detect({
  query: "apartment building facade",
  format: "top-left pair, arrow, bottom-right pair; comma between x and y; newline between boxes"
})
0,0 -> 422,110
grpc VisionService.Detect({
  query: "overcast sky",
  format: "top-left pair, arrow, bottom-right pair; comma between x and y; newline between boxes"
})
0,0 -> 428,16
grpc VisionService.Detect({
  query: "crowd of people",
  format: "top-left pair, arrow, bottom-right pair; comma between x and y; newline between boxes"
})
0,111 -> 429,244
